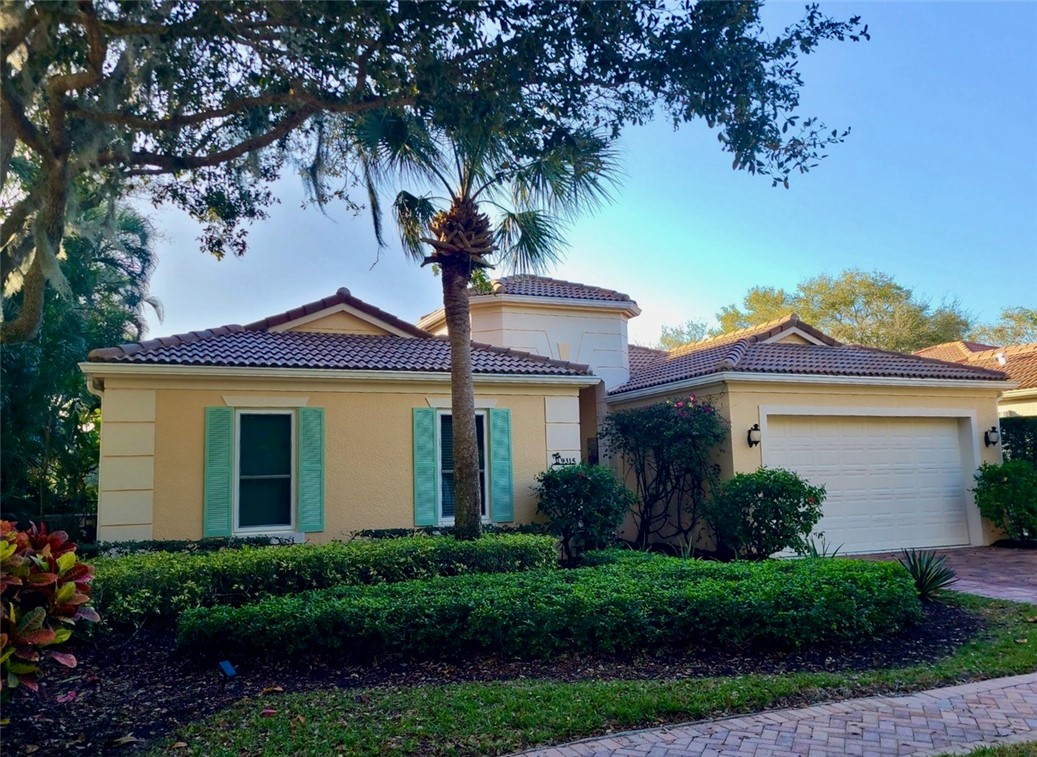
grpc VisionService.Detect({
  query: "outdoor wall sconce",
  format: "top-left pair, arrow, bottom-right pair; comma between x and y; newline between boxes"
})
984,426 -> 1000,447
747,423 -> 762,447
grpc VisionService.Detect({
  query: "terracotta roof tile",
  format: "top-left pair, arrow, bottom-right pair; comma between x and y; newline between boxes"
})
612,322 -> 1007,396
667,314 -> 840,357
913,341 -> 998,363
88,330 -> 590,376
628,345 -> 667,374
958,343 -> 1037,390
485,275 -> 633,302
243,287 -> 430,337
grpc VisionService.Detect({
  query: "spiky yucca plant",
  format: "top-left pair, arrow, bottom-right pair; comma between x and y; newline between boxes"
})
899,549 -> 957,603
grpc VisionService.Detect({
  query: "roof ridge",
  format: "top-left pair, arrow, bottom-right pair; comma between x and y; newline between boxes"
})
668,313 -> 818,358
488,275 -> 633,302
243,287 -> 431,338
87,324 -> 243,361
966,342 -> 1037,360
718,338 -> 752,370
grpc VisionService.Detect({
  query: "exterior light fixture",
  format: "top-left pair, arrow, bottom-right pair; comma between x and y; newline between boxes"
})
984,426 -> 1000,447
747,423 -> 762,447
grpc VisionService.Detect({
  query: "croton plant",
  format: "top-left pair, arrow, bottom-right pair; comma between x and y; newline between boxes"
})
1,520 -> 98,697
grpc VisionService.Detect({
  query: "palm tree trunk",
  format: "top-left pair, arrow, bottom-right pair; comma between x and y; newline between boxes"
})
441,262 -> 482,540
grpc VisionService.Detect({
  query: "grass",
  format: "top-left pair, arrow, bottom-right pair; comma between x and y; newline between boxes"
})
948,743 -> 1037,756
154,595 -> 1037,756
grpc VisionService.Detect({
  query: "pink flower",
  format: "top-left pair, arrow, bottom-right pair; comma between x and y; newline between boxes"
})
675,401 -> 684,408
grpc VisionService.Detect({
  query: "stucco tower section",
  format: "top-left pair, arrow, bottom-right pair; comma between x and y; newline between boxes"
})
419,281 -> 640,466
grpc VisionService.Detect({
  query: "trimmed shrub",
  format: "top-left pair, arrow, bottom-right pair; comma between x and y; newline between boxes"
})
78,535 -> 290,559
93,533 -> 557,631
1,521 -> 98,698
535,464 -> 635,563
350,523 -> 550,539
1000,416 -> 1037,469
177,556 -> 922,660
973,460 -> 1037,542
707,468 -> 826,560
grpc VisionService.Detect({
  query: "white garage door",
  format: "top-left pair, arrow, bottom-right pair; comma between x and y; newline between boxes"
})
765,416 -> 970,553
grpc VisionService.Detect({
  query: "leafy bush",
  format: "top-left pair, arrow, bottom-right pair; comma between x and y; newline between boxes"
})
899,549 -> 957,602
973,460 -> 1037,542
1,521 -> 98,698
92,534 -> 557,631
1000,416 -> 1037,469
78,534 -> 291,559
178,556 -> 921,660
599,395 -> 727,549
535,464 -> 635,563
706,467 -> 826,560
350,523 -> 550,539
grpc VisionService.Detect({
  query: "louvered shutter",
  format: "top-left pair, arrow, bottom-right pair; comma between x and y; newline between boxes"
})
412,408 -> 438,526
488,408 -> 513,522
297,407 -> 325,533
203,407 -> 234,537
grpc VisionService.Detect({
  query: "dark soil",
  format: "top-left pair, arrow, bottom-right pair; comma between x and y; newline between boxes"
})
1,602 -> 983,756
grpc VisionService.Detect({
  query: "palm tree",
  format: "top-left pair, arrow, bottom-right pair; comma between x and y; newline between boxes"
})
332,110 -> 619,539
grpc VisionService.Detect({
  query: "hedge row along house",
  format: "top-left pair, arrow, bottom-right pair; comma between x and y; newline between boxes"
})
82,276 -> 1014,553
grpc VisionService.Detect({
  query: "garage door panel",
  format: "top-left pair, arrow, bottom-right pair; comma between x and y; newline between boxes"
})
765,416 -> 969,553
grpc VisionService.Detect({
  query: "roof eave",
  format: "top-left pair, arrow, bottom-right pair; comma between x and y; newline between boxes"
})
78,361 -> 597,387
608,371 -> 1017,403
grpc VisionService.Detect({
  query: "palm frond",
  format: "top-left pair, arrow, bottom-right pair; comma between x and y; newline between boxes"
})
493,208 -> 566,275
512,131 -> 622,218
392,191 -> 438,262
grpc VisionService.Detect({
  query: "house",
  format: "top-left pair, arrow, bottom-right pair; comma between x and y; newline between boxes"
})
84,276 -> 1012,553
915,341 -> 1037,418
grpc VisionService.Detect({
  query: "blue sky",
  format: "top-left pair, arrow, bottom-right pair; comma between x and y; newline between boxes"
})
143,1 -> 1037,347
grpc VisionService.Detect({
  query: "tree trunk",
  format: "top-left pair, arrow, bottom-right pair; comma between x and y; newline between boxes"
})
441,262 -> 482,540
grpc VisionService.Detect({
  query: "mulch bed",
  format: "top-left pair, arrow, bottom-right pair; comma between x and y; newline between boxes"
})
2,602 -> 983,755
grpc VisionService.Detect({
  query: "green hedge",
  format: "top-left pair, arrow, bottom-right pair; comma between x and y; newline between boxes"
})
177,556 -> 922,659
79,535 -> 290,559
92,534 -> 557,630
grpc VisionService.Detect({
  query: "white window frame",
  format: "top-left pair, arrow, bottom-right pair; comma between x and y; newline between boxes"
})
435,409 -> 491,526
233,409 -> 296,535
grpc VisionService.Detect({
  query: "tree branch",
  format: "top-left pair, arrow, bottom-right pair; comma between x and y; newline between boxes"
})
0,251 -> 45,344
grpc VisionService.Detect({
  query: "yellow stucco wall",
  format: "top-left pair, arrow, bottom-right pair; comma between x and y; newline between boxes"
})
284,310 -> 392,335
95,374 -> 580,541
999,393 -> 1037,418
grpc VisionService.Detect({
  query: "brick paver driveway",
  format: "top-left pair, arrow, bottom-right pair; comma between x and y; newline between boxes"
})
515,673 -> 1037,757
863,547 -> 1037,604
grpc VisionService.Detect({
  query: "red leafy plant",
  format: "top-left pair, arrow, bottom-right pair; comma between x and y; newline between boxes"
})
1,520 -> 98,697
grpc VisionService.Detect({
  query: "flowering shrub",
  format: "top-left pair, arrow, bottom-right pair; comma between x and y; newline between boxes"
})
599,395 -> 727,549
535,463 -> 635,564
1,521 -> 98,698
973,461 -> 1037,542
706,468 -> 826,560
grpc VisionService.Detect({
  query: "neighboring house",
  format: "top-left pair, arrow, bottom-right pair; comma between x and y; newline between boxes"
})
915,341 -> 1037,418
84,276 -> 1012,553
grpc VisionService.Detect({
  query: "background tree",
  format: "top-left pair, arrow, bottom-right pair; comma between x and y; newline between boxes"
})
3,1 -> 868,343
971,307 -> 1037,345
1,200 -> 158,535
715,269 -> 973,352
655,319 -> 709,351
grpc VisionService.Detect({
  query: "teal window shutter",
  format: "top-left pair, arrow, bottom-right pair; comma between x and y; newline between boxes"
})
489,408 -> 513,523
203,407 -> 234,537
413,408 -> 438,526
297,407 -> 325,533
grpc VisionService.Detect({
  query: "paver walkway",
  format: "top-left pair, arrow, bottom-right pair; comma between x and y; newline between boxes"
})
515,673 -> 1037,757
862,547 -> 1037,604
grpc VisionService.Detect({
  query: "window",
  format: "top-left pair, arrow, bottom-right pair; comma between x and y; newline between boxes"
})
438,412 -> 488,524
236,411 -> 294,531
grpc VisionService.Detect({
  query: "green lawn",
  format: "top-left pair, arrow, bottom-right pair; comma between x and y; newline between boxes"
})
951,743 -> 1037,756
154,595 -> 1037,756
